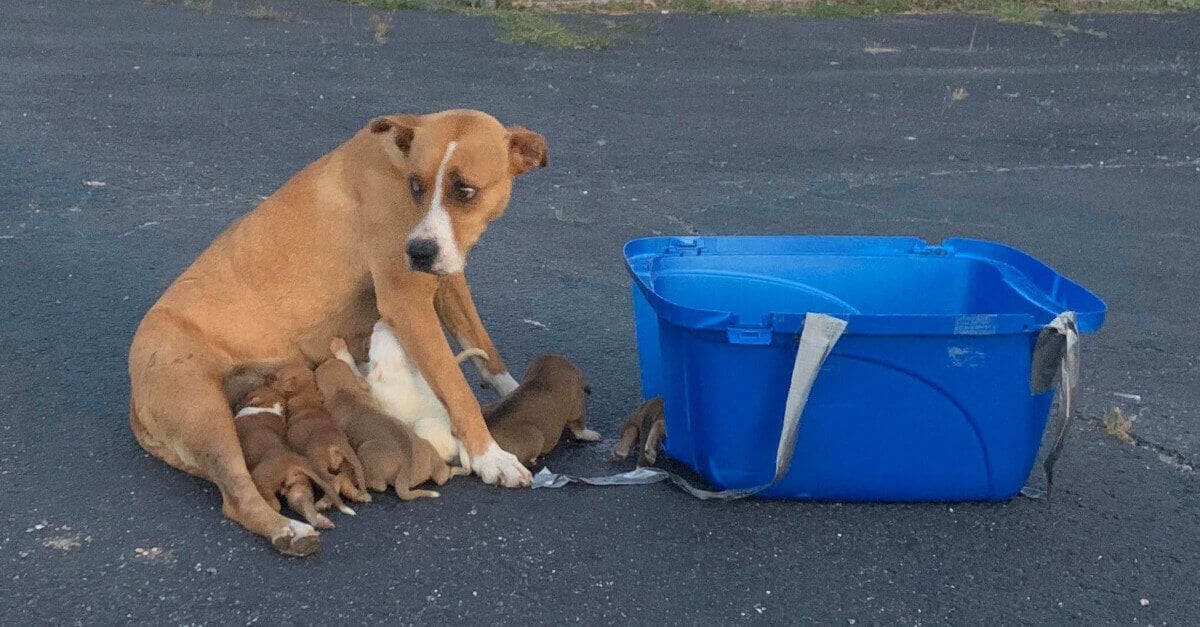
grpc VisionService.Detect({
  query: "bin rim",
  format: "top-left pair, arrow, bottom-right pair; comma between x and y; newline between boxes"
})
623,235 -> 1107,338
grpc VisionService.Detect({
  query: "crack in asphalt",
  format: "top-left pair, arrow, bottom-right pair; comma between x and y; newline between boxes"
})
1084,412 -> 1198,475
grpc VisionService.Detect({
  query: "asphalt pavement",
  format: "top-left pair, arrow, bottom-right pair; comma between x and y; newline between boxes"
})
1,1 -> 1198,622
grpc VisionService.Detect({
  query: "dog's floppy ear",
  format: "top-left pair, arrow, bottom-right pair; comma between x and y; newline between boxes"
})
367,114 -> 420,155
507,126 -> 548,176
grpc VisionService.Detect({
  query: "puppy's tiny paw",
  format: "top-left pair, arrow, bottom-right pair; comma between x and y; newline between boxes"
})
573,429 -> 602,442
472,442 -> 532,488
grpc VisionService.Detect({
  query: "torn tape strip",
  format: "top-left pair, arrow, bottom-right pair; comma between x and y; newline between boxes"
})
1022,311 -> 1080,501
1041,311 -> 1081,500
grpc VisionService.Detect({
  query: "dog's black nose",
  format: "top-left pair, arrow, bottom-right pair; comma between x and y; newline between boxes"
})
406,238 -> 439,273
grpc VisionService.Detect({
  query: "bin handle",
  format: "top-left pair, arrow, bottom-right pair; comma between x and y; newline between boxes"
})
532,313 -> 849,499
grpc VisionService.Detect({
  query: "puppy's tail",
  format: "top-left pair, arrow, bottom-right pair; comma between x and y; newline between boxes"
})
454,348 -> 489,366
336,444 -> 369,492
300,462 -> 356,516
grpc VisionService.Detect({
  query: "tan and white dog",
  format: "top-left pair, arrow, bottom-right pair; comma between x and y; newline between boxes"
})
128,110 -> 546,555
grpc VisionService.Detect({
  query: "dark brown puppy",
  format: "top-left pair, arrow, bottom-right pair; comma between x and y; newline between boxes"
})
231,385 -> 349,530
274,363 -> 370,507
612,397 -> 665,467
313,349 -> 461,501
486,354 -> 599,466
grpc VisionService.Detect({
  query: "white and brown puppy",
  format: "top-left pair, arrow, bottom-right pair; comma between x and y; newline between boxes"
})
128,110 -> 547,554
333,328 -> 481,469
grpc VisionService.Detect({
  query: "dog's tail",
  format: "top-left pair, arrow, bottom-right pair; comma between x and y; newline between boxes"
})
454,348 -> 489,366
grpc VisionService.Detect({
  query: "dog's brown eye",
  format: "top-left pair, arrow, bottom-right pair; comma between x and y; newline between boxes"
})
453,183 -> 476,203
409,176 -> 424,201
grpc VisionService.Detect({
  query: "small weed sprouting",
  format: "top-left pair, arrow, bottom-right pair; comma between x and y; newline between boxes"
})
1103,407 -> 1136,445
370,13 -> 395,43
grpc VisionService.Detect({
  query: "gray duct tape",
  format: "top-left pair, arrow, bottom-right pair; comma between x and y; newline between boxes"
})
533,312 -> 849,500
1022,311 -> 1081,501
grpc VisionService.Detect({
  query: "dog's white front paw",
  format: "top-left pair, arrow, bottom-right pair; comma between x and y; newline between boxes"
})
271,518 -> 319,557
472,442 -> 531,487
482,371 -> 520,397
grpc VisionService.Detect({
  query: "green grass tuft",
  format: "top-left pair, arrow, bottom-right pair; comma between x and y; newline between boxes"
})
323,0 -> 1200,50
246,3 -> 280,19
495,11 -> 613,49
995,0 -> 1042,22
346,0 -> 433,10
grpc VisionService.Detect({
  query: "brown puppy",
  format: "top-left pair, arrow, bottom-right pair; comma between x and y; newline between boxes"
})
231,385 -> 349,531
274,363 -> 370,507
612,397 -> 665,467
128,110 -> 547,553
486,355 -> 600,466
314,353 -> 461,500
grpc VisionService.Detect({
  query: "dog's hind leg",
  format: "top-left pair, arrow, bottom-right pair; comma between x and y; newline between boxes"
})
250,464 -> 284,512
355,441 -> 396,493
640,418 -> 666,467
391,466 -> 439,499
129,335 -> 320,556
430,451 -> 455,486
299,463 -> 356,516
612,423 -> 639,460
286,479 -> 334,530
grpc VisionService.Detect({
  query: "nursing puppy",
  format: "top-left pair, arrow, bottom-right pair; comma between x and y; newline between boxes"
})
350,322 -> 482,468
486,355 -> 599,465
612,397 -> 665,467
314,351 -> 461,500
274,363 -> 370,506
231,385 -> 351,530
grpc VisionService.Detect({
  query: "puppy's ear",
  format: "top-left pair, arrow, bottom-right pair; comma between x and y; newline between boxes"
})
507,126 -> 548,176
367,114 -> 420,155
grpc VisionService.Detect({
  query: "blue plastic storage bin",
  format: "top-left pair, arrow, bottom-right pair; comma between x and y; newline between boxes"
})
625,236 -> 1106,502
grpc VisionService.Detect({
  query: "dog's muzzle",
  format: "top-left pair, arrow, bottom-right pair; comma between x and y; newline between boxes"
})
406,238 -> 440,274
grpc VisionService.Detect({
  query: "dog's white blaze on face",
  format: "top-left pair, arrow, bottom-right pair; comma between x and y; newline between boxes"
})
406,141 -> 464,275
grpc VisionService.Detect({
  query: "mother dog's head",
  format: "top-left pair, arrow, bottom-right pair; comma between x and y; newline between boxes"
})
362,109 -> 547,276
